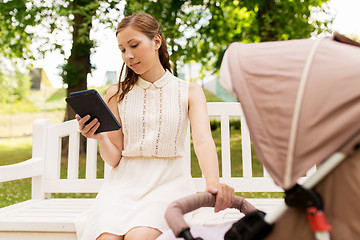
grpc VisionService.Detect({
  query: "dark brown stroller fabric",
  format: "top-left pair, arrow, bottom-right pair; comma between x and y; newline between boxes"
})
220,33 -> 360,239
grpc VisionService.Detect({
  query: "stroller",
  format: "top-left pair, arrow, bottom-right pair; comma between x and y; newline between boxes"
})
162,32 -> 360,240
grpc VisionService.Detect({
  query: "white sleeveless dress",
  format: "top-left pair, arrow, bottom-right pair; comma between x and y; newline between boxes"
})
76,71 -> 197,239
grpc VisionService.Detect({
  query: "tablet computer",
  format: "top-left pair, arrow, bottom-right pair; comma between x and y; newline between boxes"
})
65,89 -> 121,134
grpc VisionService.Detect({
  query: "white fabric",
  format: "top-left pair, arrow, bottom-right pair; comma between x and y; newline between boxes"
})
156,221 -> 234,240
120,71 -> 189,157
76,71 -> 197,239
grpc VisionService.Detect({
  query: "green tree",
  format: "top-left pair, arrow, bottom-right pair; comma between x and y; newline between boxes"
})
0,0 -> 123,152
59,0 -> 98,122
0,0 -> 333,111
0,0 -> 36,62
125,0 -> 332,72
0,0 -> 123,122
0,0 -> 37,107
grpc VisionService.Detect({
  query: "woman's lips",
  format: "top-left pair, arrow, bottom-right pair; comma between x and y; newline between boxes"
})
130,62 -> 140,69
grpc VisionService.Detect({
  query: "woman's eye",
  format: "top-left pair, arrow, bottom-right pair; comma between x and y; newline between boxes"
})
131,44 -> 138,48
120,49 -> 125,53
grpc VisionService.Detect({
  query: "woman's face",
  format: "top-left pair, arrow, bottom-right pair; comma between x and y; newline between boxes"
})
117,26 -> 161,76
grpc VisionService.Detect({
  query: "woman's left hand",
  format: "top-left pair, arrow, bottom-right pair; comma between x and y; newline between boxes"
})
206,183 -> 235,213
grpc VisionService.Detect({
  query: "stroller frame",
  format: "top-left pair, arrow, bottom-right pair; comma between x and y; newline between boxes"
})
225,152 -> 346,240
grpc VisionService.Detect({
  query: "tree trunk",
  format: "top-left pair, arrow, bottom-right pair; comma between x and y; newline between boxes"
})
62,0 -> 95,155
257,1 -> 278,42
172,61 -> 178,77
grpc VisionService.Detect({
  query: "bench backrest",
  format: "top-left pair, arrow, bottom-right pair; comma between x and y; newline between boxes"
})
32,102 -> 315,199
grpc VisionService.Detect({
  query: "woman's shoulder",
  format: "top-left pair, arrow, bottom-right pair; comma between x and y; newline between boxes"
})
188,82 -> 205,103
106,84 -> 119,95
188,82 -> 203,94
105,84 -> 120,104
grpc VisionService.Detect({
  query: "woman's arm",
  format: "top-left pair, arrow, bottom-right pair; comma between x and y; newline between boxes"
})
188,82 -> 234,212
76,85 -> 124,168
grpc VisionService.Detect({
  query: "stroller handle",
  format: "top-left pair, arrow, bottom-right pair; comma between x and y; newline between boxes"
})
165,192 -> 258,237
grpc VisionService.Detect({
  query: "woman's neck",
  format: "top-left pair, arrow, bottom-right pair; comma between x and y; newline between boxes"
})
140,62 -> 166,83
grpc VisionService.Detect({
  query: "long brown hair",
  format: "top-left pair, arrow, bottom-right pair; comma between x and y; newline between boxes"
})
110,13 -> 171,103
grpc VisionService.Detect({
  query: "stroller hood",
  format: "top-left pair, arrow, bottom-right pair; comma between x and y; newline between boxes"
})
220,33 -> 360,189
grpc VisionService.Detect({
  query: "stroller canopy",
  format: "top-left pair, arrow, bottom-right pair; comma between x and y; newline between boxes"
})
221,33 -> 360,189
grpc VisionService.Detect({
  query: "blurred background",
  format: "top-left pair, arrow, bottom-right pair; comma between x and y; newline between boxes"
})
0,0 -> 359,139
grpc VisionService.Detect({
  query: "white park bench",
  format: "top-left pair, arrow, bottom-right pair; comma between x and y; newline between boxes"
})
0,102 -> 314,240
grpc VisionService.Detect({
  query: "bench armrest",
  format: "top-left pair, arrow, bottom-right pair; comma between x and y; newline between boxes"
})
0,157 -> 44,183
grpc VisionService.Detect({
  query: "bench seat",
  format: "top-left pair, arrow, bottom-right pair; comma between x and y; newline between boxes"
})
0,197 -> 284,239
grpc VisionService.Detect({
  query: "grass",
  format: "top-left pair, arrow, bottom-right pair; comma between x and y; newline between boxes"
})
0,137 -> 33,207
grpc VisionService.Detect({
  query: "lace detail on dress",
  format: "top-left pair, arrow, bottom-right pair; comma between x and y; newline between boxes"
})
119,72 -> 189,158
140,89 -> 147,155
174,81 -> 182,155
155,88 -> 163,155
123,94 -> 129,137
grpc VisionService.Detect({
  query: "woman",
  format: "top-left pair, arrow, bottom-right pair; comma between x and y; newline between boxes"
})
76,12 -> 234,240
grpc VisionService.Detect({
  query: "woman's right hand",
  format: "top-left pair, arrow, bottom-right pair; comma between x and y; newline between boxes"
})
75,114 -> 101,139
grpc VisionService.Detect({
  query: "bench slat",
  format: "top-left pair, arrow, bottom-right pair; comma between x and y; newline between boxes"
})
44,179 -> 104,193
241,113 -> 252,178
221,115 -> 231,178
264,167 -> 271,177
207,102 -> 242,115
0,231 -> 77,240
85,139 -> 98,179
45,135 -> 61,180
0,199 -> 93,231
67,132 -> 80,180
0,158 -> 43,183
192,177 -> 284,192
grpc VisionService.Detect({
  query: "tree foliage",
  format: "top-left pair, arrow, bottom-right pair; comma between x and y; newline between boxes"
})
0,0 -> 37,61
0,0 -> 333,101
124,0 -> 188,76
1,0 -> 124,122
125,0 -> 333,72
0,0 -> 123,153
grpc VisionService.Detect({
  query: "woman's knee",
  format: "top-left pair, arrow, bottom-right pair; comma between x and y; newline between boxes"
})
124,227 -> 162,240
97,232 -> 123,240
